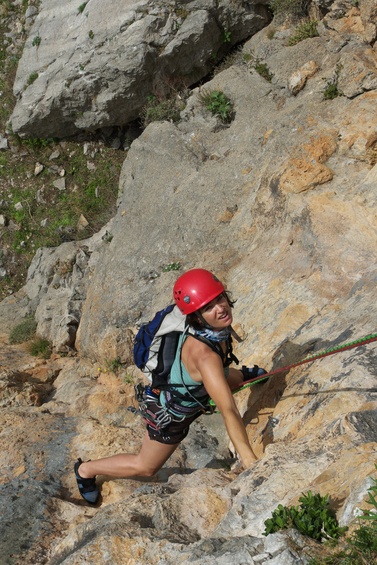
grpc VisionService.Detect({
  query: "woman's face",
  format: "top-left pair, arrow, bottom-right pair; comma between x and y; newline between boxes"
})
199,293 -> 233,330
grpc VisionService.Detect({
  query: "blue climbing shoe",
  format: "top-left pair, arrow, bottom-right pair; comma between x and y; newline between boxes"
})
74,458 -> 99,504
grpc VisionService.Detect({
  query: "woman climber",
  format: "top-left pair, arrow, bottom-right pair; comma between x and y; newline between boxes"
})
74,268 -> 266,504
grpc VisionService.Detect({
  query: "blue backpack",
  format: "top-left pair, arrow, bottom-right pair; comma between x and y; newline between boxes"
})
133,304 -> 186,389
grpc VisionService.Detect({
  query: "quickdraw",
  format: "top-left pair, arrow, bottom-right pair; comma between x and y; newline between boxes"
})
209,331 -> 377,406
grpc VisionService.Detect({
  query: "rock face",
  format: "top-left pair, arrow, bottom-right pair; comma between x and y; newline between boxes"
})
1,1 -> 377,564
9,0 -> 270,138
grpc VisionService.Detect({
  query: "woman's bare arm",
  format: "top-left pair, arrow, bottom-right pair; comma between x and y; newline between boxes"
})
196,352 -> 257,468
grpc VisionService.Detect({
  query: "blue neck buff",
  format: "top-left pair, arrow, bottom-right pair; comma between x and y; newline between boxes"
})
194,326 -> 231,343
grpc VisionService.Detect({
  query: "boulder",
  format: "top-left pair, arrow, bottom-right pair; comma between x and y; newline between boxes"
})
9,0 -> 270,138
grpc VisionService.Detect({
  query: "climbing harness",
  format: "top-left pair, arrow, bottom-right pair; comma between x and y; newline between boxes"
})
209,331 -> 377,407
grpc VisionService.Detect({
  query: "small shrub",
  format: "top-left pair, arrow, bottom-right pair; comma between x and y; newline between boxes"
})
32,35 -> 41,47
88,30 -> 94,39
141,94 -> 185,128
323,82 -> 340,100
254,62 -> 273,82
162,262 -> 181,272
308,471 -> 377,564
123,374 -> 134,384
222,30 -> 232,43
23,137 -> 54,150
77,2 -> 88,14
107,357 -> 123,373
199,90 -> 233,123
9,316 -> 37,344
28,337 -> 52,359
288,20 -> 319,45
27,72 -> 38,85
263,491 -> 346,541
323,64 -> 343,100
267,27 -> 276,40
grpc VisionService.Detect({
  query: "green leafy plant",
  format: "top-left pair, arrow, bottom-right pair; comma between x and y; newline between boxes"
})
199,90 -> 233,123
162,262 -> 181,272
77,2 -> 88,14
364,473 -> 377,520
88,30 -> 94,39
27,337 -> 52,359
263,491 -> 346,541
122,374 -> 134,384
141,94 -> 185,128
254,62 -> 273,82
23,137 -> 54,149
32,35 -> 41,47
9,316 -> 37,344
309,471 -> 377,564
223,30 -> 232,43
107,357 -> 123,373
27,72 -> 38,85
288,20 -> 319,45
323,64 -> 343,100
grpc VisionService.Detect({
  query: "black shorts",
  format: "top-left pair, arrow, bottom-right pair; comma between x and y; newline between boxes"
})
146,404 -> 203,445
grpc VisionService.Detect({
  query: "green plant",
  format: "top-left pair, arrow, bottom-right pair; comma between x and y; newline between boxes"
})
288,20 -> 319,45
199,90 -> 233,123
122,374 -> 134,384
308,473 -> 377,564
162,262 -> 181,272
363,472 -> 377,524
23,137 -> 54,149
27,72 -> 38,85
77,2 -> 88,14
107,357 -> 123,373
88,30 -> 94,39
263,491 -> 346,541
323,64 -> 343,100
254,62 -> 273,82
242,53 -> 253,63
9,316 -> 37,344
223,30 -> 232,43
32,35 -> 41,47
174,8 -> 189,19
141,94 -> 185,128
28,337 -> 52,359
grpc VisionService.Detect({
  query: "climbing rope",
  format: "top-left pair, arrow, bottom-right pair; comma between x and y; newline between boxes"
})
209,331 -> 377,406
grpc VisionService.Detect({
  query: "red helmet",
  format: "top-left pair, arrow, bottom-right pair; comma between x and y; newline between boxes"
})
173,269 -> 225,315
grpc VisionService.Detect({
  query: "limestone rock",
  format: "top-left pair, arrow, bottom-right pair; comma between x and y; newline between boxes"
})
9,0 -> 270,139
0,3 -> 377,564
288,60 -> 320,95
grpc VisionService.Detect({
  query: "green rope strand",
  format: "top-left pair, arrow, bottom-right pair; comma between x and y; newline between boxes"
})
300,333 -> 377,363
209,331 -> 377,407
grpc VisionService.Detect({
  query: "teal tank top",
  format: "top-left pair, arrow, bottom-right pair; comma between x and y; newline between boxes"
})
160,332 -> 229,411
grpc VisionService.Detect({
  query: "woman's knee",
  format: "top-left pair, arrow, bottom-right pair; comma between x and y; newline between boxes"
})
135,463 -> 160,477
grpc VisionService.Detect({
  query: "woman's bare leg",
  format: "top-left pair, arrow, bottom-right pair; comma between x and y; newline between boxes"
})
78,431 -> 180,479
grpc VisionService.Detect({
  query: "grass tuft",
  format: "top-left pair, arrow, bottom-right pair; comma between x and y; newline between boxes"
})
27,337 -> 52,359
288,20 -> 319,45
9,316 -> 37,344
